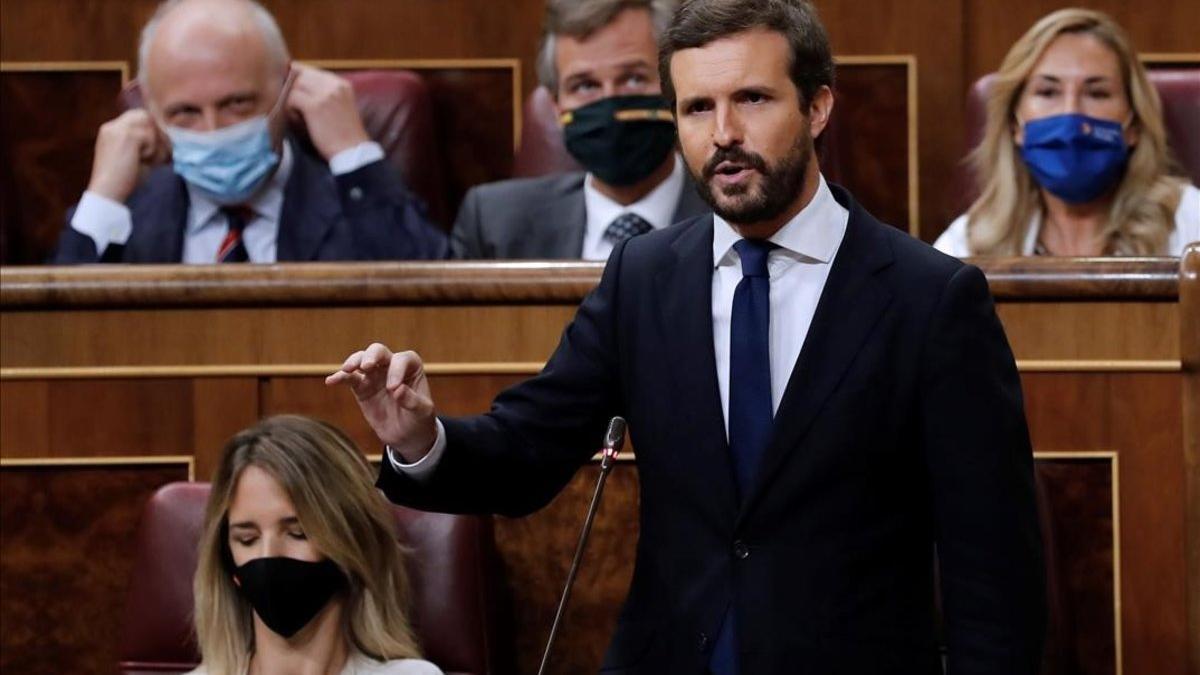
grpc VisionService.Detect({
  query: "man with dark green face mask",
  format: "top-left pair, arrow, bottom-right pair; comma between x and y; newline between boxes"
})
450,0 -> 710,260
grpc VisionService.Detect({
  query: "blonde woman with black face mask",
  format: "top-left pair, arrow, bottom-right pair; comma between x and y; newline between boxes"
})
187,415 -> 442,675
936,8 -> 1198,257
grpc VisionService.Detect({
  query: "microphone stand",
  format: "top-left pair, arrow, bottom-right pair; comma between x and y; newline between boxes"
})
536,417 -> 627,675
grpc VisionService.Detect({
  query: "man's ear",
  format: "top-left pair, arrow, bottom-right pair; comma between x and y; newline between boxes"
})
808,85 -> 834,139
552,92 -> 566,128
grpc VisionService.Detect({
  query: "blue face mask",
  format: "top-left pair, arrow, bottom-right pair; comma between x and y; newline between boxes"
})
1018,112 -> 1130,204
162,73 -> 294,205
165,115 -> 280,205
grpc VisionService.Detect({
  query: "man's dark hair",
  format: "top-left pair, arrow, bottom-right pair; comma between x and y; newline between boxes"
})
658,0 -> 834,108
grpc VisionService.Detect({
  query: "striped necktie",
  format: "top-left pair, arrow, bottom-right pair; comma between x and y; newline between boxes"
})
217,206 -> 254,263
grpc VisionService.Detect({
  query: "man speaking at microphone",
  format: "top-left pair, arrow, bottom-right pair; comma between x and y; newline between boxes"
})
329,0 -> 1046,672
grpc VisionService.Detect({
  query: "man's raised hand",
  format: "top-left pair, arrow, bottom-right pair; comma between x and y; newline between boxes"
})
325,344 -> 438,462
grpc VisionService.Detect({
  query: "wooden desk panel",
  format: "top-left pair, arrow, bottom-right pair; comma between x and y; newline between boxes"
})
2,256 -> 1197,675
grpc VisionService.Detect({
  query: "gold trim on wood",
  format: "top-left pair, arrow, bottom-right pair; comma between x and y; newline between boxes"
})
304,58 -> 523,153
1016,360 -> 1181,373
1140,53 -> 1200,64
1,358 -> 1181,380
0,61 -> 130,84
0,455 -> 195,481
834,55 -> 920,235
1034,450 -> 1122,675
0,362 -> 545,380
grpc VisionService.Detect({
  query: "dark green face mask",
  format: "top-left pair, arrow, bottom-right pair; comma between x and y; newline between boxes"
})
561,94 -> 677,187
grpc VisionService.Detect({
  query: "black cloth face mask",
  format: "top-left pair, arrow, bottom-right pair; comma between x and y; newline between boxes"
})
561,94 -> 677,186
234,556 -> 345,639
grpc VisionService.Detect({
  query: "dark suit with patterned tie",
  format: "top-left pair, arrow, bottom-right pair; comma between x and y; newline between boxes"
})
378,184 -> 1046,674
448,171 -> 710,259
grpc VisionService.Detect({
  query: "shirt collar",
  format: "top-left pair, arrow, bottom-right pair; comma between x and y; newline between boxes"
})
583,153 -> 686,233
712,173 -> 846,268
185,139 -> 294,233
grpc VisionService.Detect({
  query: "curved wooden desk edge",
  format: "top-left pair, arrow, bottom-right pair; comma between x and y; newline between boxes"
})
0,257 -> 1183,308
1180,243 -> 1200,674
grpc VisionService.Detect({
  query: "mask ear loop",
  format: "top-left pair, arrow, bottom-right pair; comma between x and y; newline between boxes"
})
270,66 -> 298,120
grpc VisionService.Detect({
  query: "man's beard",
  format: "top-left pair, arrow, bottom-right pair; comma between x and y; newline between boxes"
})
691,131 -> 812,226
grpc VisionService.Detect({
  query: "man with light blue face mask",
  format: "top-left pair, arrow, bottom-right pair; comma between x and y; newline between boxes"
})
51,0 -> 447,264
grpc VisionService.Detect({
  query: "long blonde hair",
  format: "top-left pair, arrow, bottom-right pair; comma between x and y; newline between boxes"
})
193,415 -> 422,674
965,8 -> 1185,255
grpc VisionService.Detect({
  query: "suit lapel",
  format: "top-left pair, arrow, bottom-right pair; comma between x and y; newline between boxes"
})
277,146 -> 340,262
126,171 -> 189,263
655,215 -> 739,517
525,174 -> 587,258
738,188 -> 895,523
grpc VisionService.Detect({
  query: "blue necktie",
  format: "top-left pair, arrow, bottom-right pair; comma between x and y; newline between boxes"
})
710,238 -> 776,675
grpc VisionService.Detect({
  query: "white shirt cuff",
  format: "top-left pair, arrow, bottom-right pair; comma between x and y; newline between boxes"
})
328,141 -> 385,176
71,191 -> 134,254
385,418 -> 446,482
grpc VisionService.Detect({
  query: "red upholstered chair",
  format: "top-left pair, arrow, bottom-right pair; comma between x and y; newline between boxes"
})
119,70 -> 451,227
960,67 -> 1200,206
512,86 -> 581,178
118,482 -> 510,675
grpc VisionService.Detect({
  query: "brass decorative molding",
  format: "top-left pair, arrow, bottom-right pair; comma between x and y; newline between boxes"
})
1141,53 -> 1200,64
1016,360 -> 1181,373
0,362 -> 545,380
0,60 -> 130,84
0,455 -> 195,482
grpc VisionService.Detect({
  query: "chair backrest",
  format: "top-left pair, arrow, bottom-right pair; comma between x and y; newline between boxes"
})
118,482 -> 508,675
512,86 -> 581,178
961,67 -> 1200,205
119,70 -> 451,227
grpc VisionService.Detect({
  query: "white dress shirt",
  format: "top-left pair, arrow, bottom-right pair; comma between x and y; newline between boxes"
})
69,140 -> 384,263
711,174 -> 848,435
934,183 -> 1200,256
580,154 -> 687,261
392,174 -> 849,475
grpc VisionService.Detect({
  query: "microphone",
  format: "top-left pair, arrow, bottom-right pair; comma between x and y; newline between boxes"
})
537,417 -> 627,675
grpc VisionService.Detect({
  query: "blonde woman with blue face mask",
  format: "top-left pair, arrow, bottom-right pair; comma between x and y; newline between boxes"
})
935,8 -> 1199,257
187,415 -> 442,675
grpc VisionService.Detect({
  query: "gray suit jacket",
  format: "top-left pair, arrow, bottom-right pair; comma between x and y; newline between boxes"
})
450,171 -> 710,259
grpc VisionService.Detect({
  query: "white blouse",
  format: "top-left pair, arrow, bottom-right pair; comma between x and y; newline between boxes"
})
185,651 -> 443,675
934,183 -> 1200,257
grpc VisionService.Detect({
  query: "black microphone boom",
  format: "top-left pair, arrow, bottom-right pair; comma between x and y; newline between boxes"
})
537,417 -> 627,675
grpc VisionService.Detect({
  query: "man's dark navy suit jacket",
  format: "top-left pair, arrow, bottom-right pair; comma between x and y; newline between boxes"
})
378,184 -> 1046,674
50,143 -> 448,263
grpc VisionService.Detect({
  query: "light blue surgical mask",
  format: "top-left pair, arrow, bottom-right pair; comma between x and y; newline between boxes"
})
165,117 -> 279,204
162,73 -> 294,205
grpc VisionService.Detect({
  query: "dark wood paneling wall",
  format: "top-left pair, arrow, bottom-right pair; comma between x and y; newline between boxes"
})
2,0 -> 1195,250
0,464 -> 191,675
0,69 -> 123,264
